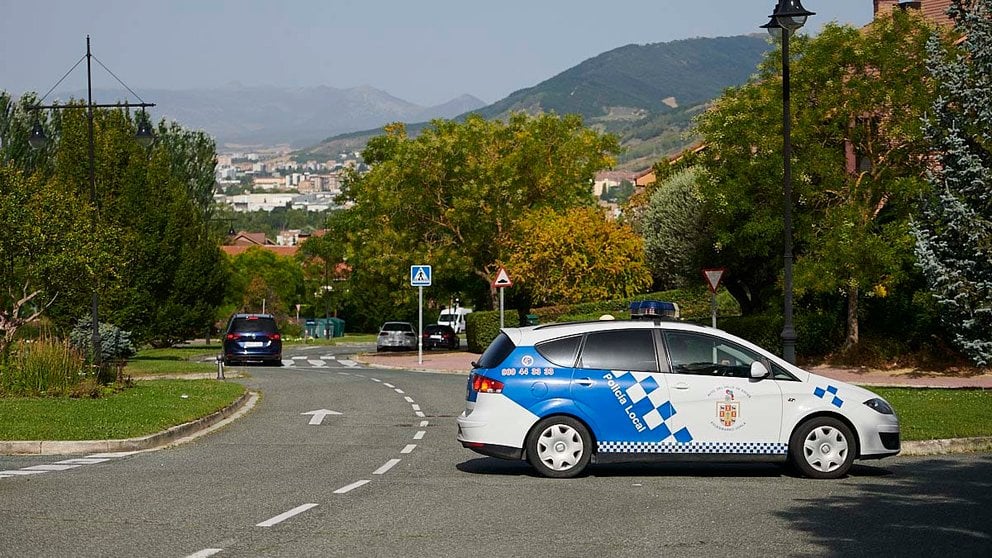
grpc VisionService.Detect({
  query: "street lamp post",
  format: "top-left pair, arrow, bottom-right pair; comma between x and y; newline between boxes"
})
761,1 -> 813,364
28,35 -> 154,367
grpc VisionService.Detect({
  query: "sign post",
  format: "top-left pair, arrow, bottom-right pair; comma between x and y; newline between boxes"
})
702,268 -> 725,328
492,267 -> 513,329
411,265 -> 432,364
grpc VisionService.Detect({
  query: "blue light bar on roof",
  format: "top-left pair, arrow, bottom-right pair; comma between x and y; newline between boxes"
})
629,300 -> 680,320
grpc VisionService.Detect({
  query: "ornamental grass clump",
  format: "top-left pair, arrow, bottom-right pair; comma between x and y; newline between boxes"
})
0,338 -> 87,397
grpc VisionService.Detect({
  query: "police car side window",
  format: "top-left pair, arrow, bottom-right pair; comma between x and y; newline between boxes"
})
535,336 -> 581,367
577,330 -> 658,372
664,332 -> 760,378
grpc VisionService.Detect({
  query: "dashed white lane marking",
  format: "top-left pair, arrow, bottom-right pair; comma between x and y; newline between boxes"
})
185,549 -> 223,558
333,480 -> 371,494
404,396 -> 414,403
373,459 -> 401,475
23,464 -> 81,471
0,470 -> 46,476
411,404 -> 421,411
394,388 -> 405,394
339,360 -> 358,367
308,359 -> 326,367
370,378 -> 381,382
401,444 -> 417,454
383,383 -> 395,388
256,503 -> 319,527
415,411 -> 425,418
292,356 -> 308,360
414,431 -> 426,440
420,420 -> 429,427
321,355 -> 336,360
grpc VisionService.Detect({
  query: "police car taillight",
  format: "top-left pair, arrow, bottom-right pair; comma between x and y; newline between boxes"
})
471,373 -> 504,394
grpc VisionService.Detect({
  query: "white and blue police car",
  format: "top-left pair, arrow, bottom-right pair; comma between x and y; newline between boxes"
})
457,319 -> 900,479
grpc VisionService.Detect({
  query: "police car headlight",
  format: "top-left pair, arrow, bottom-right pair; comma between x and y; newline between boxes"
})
863,398 -> 894,415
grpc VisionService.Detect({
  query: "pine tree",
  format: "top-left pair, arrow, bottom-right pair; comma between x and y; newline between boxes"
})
912,0 -> 992,365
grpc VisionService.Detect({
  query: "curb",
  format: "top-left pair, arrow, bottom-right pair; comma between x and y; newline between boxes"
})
0,390 -> 256,456
901,436 -> 992,456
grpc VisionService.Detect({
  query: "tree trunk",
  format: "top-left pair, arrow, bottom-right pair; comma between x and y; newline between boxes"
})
843,284 -> 859,350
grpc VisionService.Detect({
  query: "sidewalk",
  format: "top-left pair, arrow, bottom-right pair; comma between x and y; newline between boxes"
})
357,350 -> 992,388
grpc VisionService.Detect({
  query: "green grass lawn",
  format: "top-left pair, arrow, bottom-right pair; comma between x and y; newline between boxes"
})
125,345 -> 222,376
0,380 -> 246,440
872,387 -> 992,441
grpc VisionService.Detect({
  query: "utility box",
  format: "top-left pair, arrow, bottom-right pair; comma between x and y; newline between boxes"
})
524,314 -> 539,326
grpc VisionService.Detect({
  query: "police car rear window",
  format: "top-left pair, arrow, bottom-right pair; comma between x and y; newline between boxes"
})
578,329 -> 658,372
536,336 -> 581,367
477,333 -> 515,369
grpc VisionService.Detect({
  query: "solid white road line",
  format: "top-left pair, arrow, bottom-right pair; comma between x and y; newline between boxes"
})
373,459 -> 401,475
256,503 -> 319,527
414,431 -> 426,440
333,480 -> 371,494
401,444 -> 417,454
185,549 -> 224,558
56,458 -> 110,464
0,470 -> 46,476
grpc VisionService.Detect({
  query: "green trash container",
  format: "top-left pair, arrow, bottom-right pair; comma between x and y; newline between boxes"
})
524,314 -> 539,326
328,317 -> 345,338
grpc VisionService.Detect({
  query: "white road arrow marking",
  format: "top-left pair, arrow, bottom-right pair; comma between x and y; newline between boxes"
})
302,409 -> 342,425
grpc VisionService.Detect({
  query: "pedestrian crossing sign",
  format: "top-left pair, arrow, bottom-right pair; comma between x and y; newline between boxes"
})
411,265 -> 432,287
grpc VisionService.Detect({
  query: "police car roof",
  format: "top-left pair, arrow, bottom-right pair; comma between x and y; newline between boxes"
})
502,319 -> 715,346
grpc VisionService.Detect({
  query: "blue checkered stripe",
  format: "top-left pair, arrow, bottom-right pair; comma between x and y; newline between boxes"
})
610,370 -> 693,443
814,385 -> 844,408
598,441 -> 788,454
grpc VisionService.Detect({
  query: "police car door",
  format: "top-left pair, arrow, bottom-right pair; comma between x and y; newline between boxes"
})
571,329 -> 685,446
662,331 -> 783,452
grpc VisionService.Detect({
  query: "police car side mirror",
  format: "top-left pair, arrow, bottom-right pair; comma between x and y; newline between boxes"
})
750,361 -> 770,379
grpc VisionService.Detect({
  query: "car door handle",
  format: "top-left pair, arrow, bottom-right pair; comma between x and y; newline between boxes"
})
673,383 -> 690,390
575,378 -> 594,387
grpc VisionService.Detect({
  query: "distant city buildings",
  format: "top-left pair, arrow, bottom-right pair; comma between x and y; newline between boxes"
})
214,148 -> 363,212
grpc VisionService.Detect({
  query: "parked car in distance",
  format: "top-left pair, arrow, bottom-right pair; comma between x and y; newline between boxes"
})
377,321 -> 418,352
423,324 -> 459,350
223,313 -> 282,366
457,319 -> 900,479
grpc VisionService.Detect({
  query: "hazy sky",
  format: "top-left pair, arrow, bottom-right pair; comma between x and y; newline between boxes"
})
1,0 -> 873,107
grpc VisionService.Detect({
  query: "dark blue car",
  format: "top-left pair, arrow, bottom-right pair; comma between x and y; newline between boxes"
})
223,313 -> 282,366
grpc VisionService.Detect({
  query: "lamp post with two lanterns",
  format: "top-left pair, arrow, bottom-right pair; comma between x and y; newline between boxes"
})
760,1 -> 814,365
28,35 -> 154,367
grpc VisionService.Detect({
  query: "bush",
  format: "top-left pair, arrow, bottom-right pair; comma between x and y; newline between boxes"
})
466,311 -> 504,353
69,317 -> 137,365
0,338 -> 87,397
718,311 -> 844,359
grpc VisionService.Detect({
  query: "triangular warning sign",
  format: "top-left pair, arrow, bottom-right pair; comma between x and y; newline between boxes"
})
702,268 -> 725,293
492,267 -> 513,288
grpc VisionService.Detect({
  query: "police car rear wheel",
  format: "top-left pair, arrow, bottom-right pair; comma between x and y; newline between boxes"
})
526,416 -> 592,478
789,417 -> 856,479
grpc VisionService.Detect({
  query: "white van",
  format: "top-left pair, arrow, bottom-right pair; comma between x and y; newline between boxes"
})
438,307 -> 473,334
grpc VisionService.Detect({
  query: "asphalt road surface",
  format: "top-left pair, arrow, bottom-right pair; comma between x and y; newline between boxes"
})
1,345 -> 990,557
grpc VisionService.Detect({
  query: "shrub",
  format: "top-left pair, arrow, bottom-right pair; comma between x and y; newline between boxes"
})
0,338 -> 87,397
718,311 -> 844,359
69,317 -> 137,365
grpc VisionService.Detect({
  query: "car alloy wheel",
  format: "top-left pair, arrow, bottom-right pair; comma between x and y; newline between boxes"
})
526,416 -> 592,478
790,417 -> 856,479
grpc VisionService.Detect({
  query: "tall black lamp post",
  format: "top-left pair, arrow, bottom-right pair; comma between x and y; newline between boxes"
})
28,36 -> 155,366
761,1 -> 813,364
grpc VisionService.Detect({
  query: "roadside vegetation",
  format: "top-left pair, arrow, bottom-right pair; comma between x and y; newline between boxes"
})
0,379 -> 245,440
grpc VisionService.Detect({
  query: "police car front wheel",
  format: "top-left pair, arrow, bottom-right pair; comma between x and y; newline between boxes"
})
526,416 -> 592,478
789,417 -> 857,479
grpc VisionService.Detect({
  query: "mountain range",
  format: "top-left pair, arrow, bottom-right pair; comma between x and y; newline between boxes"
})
52,34 -> 772,168
296,34 -> 772,169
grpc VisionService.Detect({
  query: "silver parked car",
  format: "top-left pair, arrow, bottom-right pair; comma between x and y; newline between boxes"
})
376,321 -> 418,352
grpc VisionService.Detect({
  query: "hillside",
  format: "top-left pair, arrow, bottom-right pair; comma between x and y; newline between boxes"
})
296,34 -> 772,168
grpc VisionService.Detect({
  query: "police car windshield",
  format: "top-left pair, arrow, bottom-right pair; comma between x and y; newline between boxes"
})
477,333 -> 515,369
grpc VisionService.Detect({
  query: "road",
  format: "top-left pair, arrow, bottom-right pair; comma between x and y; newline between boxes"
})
1,344 -> 990,557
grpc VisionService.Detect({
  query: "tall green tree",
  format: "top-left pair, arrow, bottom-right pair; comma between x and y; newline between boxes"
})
693,11 -> 939,347
340,113 -> 621,312
638,166 -> 708,289
912,0 -> 992,365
